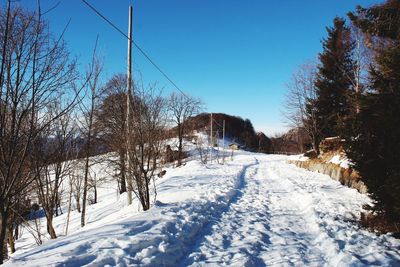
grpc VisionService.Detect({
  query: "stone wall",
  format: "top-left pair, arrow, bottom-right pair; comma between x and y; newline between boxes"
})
288,159 -> 368,194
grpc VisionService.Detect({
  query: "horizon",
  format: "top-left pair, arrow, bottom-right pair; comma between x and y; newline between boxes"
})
21,0 -> 379,136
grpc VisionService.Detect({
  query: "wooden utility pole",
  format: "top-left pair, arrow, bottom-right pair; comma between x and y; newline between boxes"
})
216,129 -> 219,163
210,113 -> 213,163
126,4 -> 133,205
222,120 -> 225,164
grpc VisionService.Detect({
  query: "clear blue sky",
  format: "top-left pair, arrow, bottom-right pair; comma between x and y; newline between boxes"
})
22,0 -> 379,136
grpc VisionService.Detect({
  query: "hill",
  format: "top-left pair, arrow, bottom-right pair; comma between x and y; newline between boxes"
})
269,127 -> 311,154
184,113 -> 272,152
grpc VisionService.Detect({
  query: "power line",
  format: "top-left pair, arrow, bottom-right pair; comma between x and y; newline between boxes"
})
212,118 -> 223,128
80,0 -> 189,99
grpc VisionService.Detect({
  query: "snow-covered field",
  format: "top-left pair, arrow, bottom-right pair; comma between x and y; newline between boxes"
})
5,151 -> 400,266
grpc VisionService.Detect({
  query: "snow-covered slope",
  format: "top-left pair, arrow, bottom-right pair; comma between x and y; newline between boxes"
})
5,151 -> 400,266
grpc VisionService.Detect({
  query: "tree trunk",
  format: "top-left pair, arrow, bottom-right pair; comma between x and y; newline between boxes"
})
313,137 -> 320,155
7,225 -> 15,253
14,224 -> 19,241
65,183 -> 73,235
75,195 -> 81,213
93,184 -> 97,204
81,145 -> 91,227
56,199 -> 63,216
0,209 -> 8,264
143,179 -> 150,211
55,191 -> 60,217
46,215 -> 57,239
81,100 -> 94,227
119,151 -> 127,194
177,124 -> 183,167
0,241 -> 6,264
81,170 -> 88,227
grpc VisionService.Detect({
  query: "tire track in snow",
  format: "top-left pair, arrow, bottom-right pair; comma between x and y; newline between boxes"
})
261,161 -> 327,266
180,157 -> 261,266
183,156 -> 275,266
132,158 -> 261,266
184,155 -> 329,266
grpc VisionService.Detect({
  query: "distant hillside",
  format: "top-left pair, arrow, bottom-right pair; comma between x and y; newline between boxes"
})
184,113 -> 272,152
183,113 -> 311,154
270,127 -> 311,154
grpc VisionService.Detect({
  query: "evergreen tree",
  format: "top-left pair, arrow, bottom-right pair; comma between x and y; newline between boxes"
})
347,0 -> 400,220
315,17 -> 356,138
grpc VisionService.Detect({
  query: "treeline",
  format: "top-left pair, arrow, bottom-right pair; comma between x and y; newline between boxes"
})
184,113 -> 273,153
284,0 -> 400,227
268,128 -> 311,154
0,4 -> 202,263
186,112 -> 308,154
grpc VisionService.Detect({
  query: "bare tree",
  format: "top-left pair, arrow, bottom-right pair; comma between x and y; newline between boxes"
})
284,62 -> 320,153
70,166 -> 83,213
64,172 -> 74,235
31,104 -> 77,239
168,92 -> 202,166
195,133 -> 209,164
79,53 -> 103,227
95,74 -> 128,194
0,4 -> 79,262
348,22 -> 372,114
127,83 -> 167,211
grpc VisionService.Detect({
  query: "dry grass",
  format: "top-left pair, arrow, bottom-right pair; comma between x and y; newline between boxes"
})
360,211 -> 400,238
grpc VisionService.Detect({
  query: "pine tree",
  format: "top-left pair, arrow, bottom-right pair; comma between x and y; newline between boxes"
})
347,0 -> 400,220
315,17 -> 356,138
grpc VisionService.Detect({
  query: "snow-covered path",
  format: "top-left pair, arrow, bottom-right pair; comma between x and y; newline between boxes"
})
184,154 -> 400,266
5,153 -> 400,266
184,157 -> 276,266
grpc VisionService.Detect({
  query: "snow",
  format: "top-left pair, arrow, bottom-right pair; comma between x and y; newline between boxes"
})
329,154 -> 341,165
329,154 -> 352,169
324,136 -> 341,140
288,154 -> 309,162
5,151 -> 400,266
